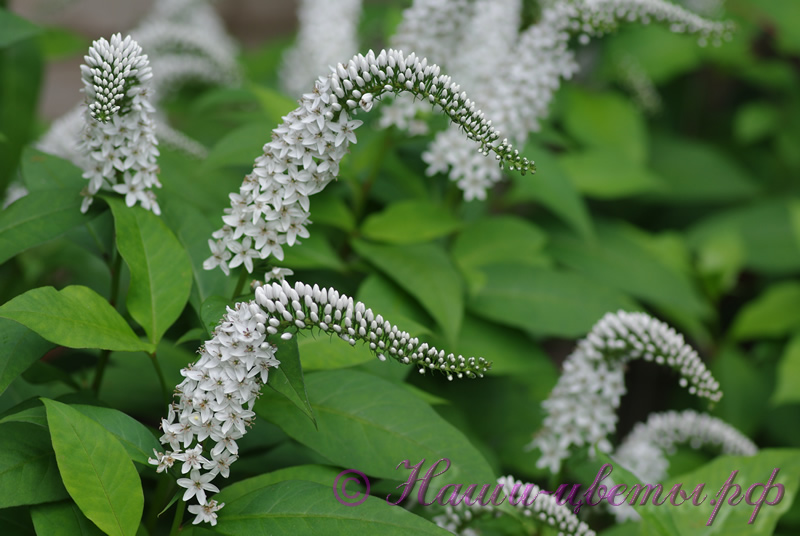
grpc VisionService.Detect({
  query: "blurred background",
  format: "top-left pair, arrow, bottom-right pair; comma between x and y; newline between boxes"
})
10,0 -> 298,119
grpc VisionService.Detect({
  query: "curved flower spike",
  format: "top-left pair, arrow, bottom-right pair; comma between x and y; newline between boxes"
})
529,311 -> 723,474
433,475 -> 595,536
151,279 -> 492,524
610,409 -> 756,521
78,33 -> 160,214
206,48 -> 534,274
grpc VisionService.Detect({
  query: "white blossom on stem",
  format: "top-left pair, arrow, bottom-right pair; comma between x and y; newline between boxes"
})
610,409 -> 756,521
78,33 -> 161,214
529,311 -> 723,474
206,48 -> 534,274
151,279 -> 492,523
433,475 -> 595,536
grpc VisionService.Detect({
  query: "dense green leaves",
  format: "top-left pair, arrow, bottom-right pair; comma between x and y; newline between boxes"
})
107,198 -> 193,346
361,200 -> 461,244
352,240 -> 463,345
468,264 -> 639,337
215,480 -> 450,535
0,286 -> 153,352
0,188 -> 92,265
0,421 -> 67,507
0,318 -> 53,396
42,399 -> 144,536
255,370 -> 496,496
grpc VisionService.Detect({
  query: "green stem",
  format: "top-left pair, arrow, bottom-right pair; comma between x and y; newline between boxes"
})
168,498 -> 185,536
232,269 -> 248,300
150,353 -> 171,406
91,350 -> 110,394
92,251 -> 123,393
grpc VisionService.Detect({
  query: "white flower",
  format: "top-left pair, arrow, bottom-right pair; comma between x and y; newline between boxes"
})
177,469 -> 220,504
529,311 -> 723,474
206,49 -> 533,274
188,499 -> 224,526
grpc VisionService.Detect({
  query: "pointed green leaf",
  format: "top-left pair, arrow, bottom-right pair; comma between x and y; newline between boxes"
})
361,200 -> 461,244
352,240 -> 463,345
730,281 -> 800,340
267,335 -> 316,427
0,10 -> 41,48
297,330 -> 374,370
42,399 -> 143,536
215,480 -> 450,535
773,335 -> 800,406
255,370 -> 496,495
20,147 -> 85,191
106,198 -> 192,346
468,264 -> 639,337
72,405 -> 161,466
559,150 -> 664,199
0,422 -> 68,507
0,286 -> 153,352
0,188 -> 92,265
0,318 -> 54,396
216,464 -> 345,504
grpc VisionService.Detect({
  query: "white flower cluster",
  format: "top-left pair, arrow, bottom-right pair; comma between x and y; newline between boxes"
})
206,48 -> 533,274
150,279 -> 492,523
529,311 -> 723,474
38,0 -> 237,162
433,475 -> 595,536
280,0 -> 362,96
611,409 -> 756,521
617,54 -> 662,114
78,33 -> 161,214
384,0 -> 732,200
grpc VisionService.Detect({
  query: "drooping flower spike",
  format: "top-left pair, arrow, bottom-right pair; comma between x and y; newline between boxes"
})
205,48 -> 534,274
78,33 -> 161,214
529,311 -> 723,474
280,0 -> 363,96
385,0 -> 732,200
150,279 -> 492,524
432,475 -> 596,536
610,409 -> 757,521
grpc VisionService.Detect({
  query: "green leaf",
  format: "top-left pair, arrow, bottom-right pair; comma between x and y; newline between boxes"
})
72,405 -> 160,466
215,464 -> 345,504
0,286 -> 153,353
310,192 -> 356,232
0,421 -> 68,507
215,480 -> 450,535
549,222 -> 709,319
361,200 -> 461,244
0,188 -> 92,265
0,9 -> 41,49
106,198 -> 192,346
20,147 -> 85,191
267,334 -> 316,427
249,84 -> 298,125
200,295 -> 231,338
605,25 -> 701,83
0,318 -> 54,396
153,197 -> 231,313
559,150 -> 664,199
468,264 -> 639,337
352,240 -> 463,346
205,122 -> 269,168
772,335 -> 800,406
280,231 -> 346,272
710,346 -> 771,437
31,501 -> 104,536
629,450 -> 800,535
729,281 -> 800,340
297,330 -> 374,370
561,87 -> 647,164
509,145 -> 593,240
42,399 -> 143,536
734,102 -> 779,145
355,274 -> 432,338
688,199 -> 800,275
255,370 -> 496,496
648,135 -> 758,203
452,216 -> 549,292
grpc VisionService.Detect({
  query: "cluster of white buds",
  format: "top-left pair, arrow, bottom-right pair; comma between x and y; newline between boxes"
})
150,279 -> 492,524
432,475 -> 595,536
78,33 -> 161,214
529,311 -> 723,474
205,48 -> 534,274
610,409 -> 756,521
616,54 -> 662,114
280,0 -> 363,96
384,0 -> 731,201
